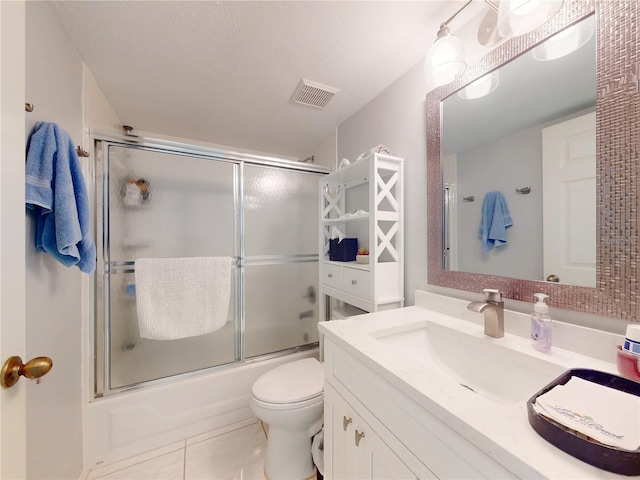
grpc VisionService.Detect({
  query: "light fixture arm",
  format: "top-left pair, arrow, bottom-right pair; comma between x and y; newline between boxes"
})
483,0 -> 499,13
440,0 -> 474,30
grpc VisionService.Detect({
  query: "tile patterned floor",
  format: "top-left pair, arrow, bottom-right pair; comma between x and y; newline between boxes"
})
185,422 -> 267,480
88,421 -> 269,480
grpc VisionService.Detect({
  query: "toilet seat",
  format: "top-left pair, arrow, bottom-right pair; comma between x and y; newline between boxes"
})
251,358 -> 323,404
250,392 -> 323,411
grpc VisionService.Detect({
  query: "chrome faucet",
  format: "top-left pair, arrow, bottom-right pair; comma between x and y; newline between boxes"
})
467,289 -> 504,338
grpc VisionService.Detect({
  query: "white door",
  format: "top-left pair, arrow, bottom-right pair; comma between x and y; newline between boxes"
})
0,1 -> 28,478
542,111 -> 596,287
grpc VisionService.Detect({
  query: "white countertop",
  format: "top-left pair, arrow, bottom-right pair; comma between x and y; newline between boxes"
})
319,291 -> 636,479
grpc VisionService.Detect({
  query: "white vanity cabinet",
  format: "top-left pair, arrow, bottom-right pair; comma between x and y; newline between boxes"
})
325,384 -> 425,480
322,336 -> 519,480
319,153 -> 404,320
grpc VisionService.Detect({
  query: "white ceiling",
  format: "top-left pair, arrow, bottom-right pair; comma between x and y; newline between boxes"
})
49,1 -> 468,159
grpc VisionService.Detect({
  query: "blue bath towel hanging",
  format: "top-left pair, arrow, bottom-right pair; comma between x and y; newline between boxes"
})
25,122 -> 96,273
479,191 -> 513,254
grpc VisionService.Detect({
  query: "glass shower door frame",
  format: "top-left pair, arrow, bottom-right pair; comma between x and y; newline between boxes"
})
95,141 -> 243,396
93,137 -> 327,397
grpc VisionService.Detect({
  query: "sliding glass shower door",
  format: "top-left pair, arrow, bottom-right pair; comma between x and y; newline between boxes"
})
96,141 -> 324,395
102,145 -> 240,391
243,165 -> 320,358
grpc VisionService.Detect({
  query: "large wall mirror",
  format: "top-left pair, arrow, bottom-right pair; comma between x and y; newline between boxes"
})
427,0 -> 640,321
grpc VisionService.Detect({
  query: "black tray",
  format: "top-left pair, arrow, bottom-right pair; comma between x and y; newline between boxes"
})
527,369 -> 640,476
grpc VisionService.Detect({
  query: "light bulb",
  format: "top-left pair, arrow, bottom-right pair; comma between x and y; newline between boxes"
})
498,0 -> 563,37
532,18 -> 594,61
511,0 -> 542,17
458,71 -> 500,100
425,31 -> 467,88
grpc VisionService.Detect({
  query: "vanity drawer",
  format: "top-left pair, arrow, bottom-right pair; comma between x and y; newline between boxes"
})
321,262 -> 342,289
342,267 -> 370,298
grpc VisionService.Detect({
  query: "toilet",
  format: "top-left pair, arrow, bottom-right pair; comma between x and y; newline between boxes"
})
250,357 -> 324,480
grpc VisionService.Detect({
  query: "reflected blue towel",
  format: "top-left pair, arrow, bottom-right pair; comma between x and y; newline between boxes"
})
479,191 -> 513,254
25,122 -> 96,273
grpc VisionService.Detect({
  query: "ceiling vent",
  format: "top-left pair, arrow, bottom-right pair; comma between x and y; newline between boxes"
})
291,79 -> 339,109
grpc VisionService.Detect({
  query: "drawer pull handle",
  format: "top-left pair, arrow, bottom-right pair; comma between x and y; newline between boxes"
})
342,416 -> 352,431
351,280 -> 357,285
355,430 -> 365,446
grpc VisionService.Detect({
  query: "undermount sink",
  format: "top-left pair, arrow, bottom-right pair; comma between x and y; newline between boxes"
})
373,319 -> 567,405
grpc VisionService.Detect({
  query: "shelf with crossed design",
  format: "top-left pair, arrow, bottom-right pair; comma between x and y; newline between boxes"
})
319,152 -> 404,320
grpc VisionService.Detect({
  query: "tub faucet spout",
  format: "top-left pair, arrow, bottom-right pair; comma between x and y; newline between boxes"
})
467,289 -> 504,338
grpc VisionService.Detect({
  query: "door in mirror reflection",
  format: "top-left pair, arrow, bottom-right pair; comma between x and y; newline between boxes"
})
542,112 -> 596,287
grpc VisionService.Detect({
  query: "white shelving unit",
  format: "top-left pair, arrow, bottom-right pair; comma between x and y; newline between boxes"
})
319,152 -> 404,320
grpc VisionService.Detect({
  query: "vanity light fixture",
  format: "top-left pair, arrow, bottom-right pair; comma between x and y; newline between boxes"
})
425,0 -> 495,88
425,0 -> 504,88
532,17 -> 594,61
497,0 -> 564,37
426,0 -> 564,88
458,70 -> 500,99
425,23 -> 468,88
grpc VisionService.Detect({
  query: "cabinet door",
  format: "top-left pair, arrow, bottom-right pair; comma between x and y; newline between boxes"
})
326,385 -> 421,480
325,385 -> 358,480
356,416 -> 418,480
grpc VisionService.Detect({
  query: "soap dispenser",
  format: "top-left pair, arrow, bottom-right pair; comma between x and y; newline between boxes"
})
531,293 -> 552,352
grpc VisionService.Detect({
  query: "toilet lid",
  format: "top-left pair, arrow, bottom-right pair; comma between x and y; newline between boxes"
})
252,358 -> 324,404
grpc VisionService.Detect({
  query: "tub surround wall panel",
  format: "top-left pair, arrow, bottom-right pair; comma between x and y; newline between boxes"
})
85,350 -> 316,467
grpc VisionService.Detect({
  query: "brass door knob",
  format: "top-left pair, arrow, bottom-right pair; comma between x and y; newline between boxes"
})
1,356 -> 53,388
546,274 -> 560,282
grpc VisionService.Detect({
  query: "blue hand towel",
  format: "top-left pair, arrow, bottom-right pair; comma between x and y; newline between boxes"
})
479,191 -> 513,254
25,122 -> 96,273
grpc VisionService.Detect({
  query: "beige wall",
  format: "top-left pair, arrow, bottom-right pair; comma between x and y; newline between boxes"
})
25,2 -> 85,478
307,128 -> 337,170
337,60 -> 428,307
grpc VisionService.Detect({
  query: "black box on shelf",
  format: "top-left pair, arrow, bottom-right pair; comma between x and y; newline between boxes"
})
329,238 -> 358,262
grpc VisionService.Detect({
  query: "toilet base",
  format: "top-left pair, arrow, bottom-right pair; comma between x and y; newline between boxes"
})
264,426 -> 320,480
264,468 -> 318,480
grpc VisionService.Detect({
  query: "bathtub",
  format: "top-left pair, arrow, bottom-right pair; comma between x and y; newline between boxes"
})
84,348 -> 318,469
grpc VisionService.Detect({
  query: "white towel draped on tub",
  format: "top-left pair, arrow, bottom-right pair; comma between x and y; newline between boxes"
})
135,256 -> 232,340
